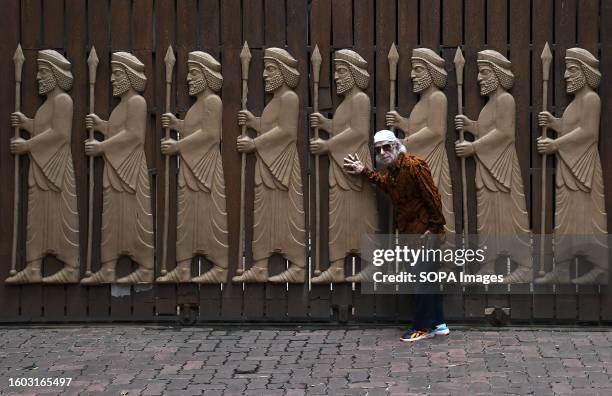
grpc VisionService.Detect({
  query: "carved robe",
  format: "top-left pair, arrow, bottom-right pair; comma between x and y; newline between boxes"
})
251,96 -> 305,265
327,95 -> 378,263
553,101 -> 608,267
176,104 -> 228,266
100,100 -> 154,267
472,104 -> 531,266
26,97 -> 79,265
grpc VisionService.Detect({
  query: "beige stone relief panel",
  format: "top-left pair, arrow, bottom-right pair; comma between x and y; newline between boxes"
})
81,52 -> 154,285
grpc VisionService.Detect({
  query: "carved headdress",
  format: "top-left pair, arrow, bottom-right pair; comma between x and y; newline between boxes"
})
263,47 -> 300,89
37,50 -> 73,91
334,49 -> 370,90
188,51 -> 223,92
411,48 -> 447,88
566,48 -> 601,89
477,50 -> 514,90
111,52 -> 147,93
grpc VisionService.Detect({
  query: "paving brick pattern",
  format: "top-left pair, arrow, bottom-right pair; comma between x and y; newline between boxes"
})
0,326 -> 611,395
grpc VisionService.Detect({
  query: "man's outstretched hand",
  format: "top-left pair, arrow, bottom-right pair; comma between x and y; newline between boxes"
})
343,153 -> 365,175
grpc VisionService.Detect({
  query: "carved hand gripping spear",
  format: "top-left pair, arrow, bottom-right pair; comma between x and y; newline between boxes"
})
539,43 -> 553,277
387,43 -> 399,236
10,44 -> 25,276
85,47 -> 99,277
237,42 -> 251,275
311,45 -> 322,276
453,47 -> 469,242
161,45 -> 176,277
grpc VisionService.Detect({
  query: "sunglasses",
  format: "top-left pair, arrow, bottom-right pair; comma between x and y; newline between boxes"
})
375,143 -> 394,154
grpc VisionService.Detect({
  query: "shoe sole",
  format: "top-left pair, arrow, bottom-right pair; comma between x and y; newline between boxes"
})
434,329 -> 450,336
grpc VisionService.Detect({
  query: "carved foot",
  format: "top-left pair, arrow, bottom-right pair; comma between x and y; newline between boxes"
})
534,268 -> 570,284
571,268 -> 607,285
268,265 -> 305,283
116,268 -> 153,284
5,267 -> 42,284
43,267 -> 80,284
156,265 -> 191,283
81,267 -> 116,285
311,266 -> 344,284
193,266 -> 227,284
502,266 -> 533,284
232,266 -> 268,283
345,264 -> 377,283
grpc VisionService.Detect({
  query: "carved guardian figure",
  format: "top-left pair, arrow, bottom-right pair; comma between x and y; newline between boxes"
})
232,48 -> 306,283
309,49 -> 379,283
81,52 -> 154,284
454,50 -> 532,283
7,50 -> 79,284
535,48 -> 609,284
156,51 -> 229,283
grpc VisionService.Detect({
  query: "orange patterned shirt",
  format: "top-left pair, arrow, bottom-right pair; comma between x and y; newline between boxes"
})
363,152 -> 446,235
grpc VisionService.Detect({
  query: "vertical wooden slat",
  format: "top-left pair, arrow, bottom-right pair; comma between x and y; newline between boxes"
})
308,0 -> 332,320
0,0 -> 21,320
286,0 -> 309,320
531,0 -> 555,321
419,0 -> 440,48
42,0 -> 64,48
219,0 -> 245,320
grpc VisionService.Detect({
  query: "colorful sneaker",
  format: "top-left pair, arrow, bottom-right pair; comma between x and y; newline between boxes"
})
400,329 -> 434,342
432,323 -> 450,336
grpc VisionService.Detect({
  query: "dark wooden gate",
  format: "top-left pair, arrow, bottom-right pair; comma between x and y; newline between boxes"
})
1,0 -> 611,323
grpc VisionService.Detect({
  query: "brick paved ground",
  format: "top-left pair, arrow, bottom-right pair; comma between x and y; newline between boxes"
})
0,325 -> 611,395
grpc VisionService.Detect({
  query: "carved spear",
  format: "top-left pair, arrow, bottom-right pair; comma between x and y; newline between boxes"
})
311,45 -> 322,276
161,45 -> 176,276
388,43 -> 399,236
454,47 -> 468,240
539,42 -> 553,277
85,47 -> 99,277
10,44 -> 25,276
237,42 -> 251,275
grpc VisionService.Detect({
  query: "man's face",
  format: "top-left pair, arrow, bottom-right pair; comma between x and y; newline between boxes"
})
263,60 -> 283,92
477,64 -> 499,96
564,60 -> 586,93
187,65 -> 207,95
374,140 -> 398,168
411,60 -> 432,93
334,63 -> 354,95
37,65 -> 56,95
111,65 -> 131,97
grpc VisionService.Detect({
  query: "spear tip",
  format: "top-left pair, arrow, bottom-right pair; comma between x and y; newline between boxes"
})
164,45 -> 176,64
311,44 -> 322,65
453,46 -> 465,67
240,41 -> 251,61
387,42 -> 399,63
87,46 -> 99,67
541,42 -> 553,62
13,43 -> 25,82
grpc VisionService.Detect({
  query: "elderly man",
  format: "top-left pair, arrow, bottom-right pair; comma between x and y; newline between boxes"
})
156,51 -> 229,284
7,50 -> 79,284
232,48 -> 306,283
454,50 -> 532,283
344,130 -> 449,342
82,52 -> 154,284
310,49 -> 379,283
536,48 -> 608,284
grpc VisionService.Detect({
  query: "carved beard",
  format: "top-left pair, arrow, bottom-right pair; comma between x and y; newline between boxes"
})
336,72 -> 355,95
412,71 -> 432,93
38,74 -> 56,95
112,76 -> 131,97
479,75 -> 499,96
566,71 -> 586,93
189,76 -> 207,95
264,71 -> 284,92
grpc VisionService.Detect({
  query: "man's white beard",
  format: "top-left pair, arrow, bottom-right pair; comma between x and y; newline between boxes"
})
479,76 -> 499,96
265,72 -> 284,92
38,76 -> 56,95
412,72 -> 432,93
336,74 -> 355,95
566,72 -> 586,93
189,77 -> 207,95
112,77 -> 131,97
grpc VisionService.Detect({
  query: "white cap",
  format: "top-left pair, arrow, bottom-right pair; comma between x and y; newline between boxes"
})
373,129 -> 397,144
